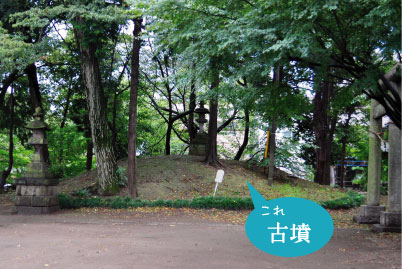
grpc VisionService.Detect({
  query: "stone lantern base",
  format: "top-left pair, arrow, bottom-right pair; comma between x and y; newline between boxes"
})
13,157 -> 59,214
189,133 -> 208,156
13,182 -> 59,214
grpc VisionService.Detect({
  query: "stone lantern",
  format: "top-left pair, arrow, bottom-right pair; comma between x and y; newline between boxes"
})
189,101 -> 209,156
14,107 -> 59,214
195,101 -> 209,134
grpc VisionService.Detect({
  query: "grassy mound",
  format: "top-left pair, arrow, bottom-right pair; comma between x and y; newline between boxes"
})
59,155 -> 350,204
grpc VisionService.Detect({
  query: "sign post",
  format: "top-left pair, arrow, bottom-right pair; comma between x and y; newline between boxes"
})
213,170 -> 225,197
264,131 -> 270,159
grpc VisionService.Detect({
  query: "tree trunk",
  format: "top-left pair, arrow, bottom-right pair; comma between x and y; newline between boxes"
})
74,17 -> 119,195
0,89 -> 14,191
127,17 -> 142,198
0,70 -> 18,110
25,64 -> 43,111
314,133 -> 335,185
25,63 -> 51,166
188,85 -> 196,142
313,77 -> 337,185
234,108 -> 249,161
60,85 -> 72,129
85,128 -> 93,171
267,66 -> 282,185
205,74 -> 220,166
165,88 -> 174,155
339,108 -> 353,188
267,118 -> 277,186
112,90 -> 118,154
165,120 -> 172,155
217,110 -> 238,133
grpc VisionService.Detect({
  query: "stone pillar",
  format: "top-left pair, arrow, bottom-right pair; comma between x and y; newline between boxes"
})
373,123 -> 401,232
13,107 -> 59,214
189,101 -> 209,156
387,123 -> 401,213
353,99 -> 385,223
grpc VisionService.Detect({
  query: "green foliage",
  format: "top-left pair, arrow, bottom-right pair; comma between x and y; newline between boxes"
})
47,123 -> 88,178
71,188 -> 91,198
320,191 -> 365,210
0,133 -> 32,182
0,24 -> 37,74
352,161 -> 388,194
116,166 -> 128,187
59,193 -> 254,210
351,167 -> 368,191
2,0 -> 398,192
12,1 -> 129,31
59,192 -> 363,210
134,85 -> 167,156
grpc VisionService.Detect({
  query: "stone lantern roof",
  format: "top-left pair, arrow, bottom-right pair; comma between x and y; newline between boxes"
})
195,101 -> 209,126
26,107 -> 50,130
194,101 -> 209,115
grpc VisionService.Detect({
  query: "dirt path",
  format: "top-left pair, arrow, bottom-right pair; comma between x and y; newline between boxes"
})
0,206 -> 400,269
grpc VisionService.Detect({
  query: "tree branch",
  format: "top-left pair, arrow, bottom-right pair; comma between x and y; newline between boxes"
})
217,109 -> 238,133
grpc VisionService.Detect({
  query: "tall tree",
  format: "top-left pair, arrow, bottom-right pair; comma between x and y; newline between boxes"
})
205,73 -> 220,166
127,17 -> 143,198
10,0 -> 129,193
312,75 -> 338,185
267,66 -> 283,185
73,16 -> 119,194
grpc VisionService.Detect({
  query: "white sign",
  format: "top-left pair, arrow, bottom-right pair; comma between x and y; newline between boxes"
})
215,170 -> 225,183
213,170 -> 225,197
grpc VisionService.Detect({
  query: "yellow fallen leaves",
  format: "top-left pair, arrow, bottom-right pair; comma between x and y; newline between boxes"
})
69,205 -> 398,232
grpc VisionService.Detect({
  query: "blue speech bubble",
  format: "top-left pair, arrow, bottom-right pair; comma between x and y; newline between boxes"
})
245,181 -> 333,257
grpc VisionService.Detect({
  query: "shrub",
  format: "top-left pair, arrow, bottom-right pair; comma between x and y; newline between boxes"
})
116,167 -> 128,187
71,188 -> 90,198
319,191 -> 365,209
59,194 -> 253,210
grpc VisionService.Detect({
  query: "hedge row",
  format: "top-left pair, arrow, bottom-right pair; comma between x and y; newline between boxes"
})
59,194 -> 254,210
59,191 -> 364,210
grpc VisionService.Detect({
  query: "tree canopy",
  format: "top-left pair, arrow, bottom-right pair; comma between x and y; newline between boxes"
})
0,0 -> 400,193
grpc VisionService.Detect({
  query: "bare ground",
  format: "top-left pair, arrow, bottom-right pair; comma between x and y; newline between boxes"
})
0,205 -> 400,269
